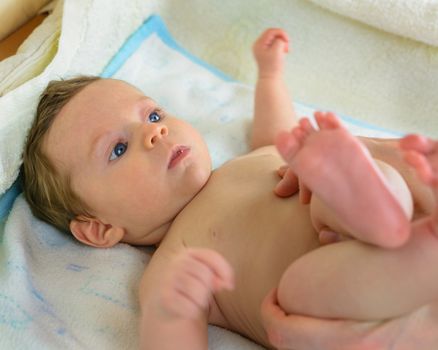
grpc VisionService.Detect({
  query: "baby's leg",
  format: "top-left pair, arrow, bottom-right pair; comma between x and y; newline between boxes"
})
276,112 -> 411,248
277,226 -> 438,320
277,133 -> 438,321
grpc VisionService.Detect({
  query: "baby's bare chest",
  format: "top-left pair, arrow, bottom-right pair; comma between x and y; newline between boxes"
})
171,152 -> 316,256
164,152 -> 319,343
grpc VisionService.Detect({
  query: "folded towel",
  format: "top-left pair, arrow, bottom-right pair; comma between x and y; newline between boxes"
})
0,0 -> 52,40
0,1 -> 60,97
308,0 -> 438,46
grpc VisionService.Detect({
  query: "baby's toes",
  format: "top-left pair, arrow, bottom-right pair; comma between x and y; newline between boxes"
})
314,112 -> 342,130
276,131 -> 301,163
324,112 -> 343,129
298,118 -> 315,136
292,127 -> 308,145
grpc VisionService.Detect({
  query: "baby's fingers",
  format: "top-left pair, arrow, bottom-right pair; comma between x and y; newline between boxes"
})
161,283 -> 206,319
400,134 -> 435,154
275,167 -> 299,197
404,151 -> 436,185
160,249 -> 234,319
175,269 -> 214,311
277,164 -> 289,178
188,248 -> 235,291
263,28 -> 289,46
254,28 -> 289,53
271,37 -> 289,54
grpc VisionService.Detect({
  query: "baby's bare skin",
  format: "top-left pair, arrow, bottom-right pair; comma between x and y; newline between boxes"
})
257,134 -> 438,350
156,146 -> 317,347
276,113 -> 411,248
143,139 -> 432,347
39,27 -> 436,349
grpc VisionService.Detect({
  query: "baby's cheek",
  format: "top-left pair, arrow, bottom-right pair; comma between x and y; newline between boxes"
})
186,162 -> 211,193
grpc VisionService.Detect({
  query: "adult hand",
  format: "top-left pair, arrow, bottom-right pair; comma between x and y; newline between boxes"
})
261,288 -> 438,350
275,165 -> 312,204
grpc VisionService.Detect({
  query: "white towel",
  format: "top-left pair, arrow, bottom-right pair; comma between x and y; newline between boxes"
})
1,0 -> 435,348
308,0 -> 438,46
0,0 -> 52,40
0,1 -> 61,97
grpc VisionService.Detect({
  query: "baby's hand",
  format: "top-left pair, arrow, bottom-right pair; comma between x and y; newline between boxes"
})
253,28 -> 289,79
158,248 -> 234,320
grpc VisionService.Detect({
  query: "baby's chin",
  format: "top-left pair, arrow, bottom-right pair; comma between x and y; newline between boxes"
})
120,175 -> 211,246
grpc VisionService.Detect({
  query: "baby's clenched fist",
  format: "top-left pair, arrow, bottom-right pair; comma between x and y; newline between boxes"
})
253,28 -> 289,79
158,248 -> 234,320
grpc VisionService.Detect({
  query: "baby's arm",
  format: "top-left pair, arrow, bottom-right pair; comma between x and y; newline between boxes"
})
139,248 -> 234,349
252,28 -> 297,150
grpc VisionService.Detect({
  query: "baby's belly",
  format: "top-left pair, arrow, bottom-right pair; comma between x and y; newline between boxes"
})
174,194 -> 320,347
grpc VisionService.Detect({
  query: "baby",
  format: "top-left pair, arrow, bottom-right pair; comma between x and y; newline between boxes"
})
22,28 -> 438,349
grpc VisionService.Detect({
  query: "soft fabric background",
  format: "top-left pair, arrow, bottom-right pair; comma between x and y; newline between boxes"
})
1,0 -> 438,197
308,0 -> 438,46
158,0 -> 438,137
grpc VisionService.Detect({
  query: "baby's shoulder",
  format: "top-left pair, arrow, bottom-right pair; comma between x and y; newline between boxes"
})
142,239 -> 184,278
226,145 -> 281,168
223,145 -> 279,166
212,145 -> 283,182
244,145 -> 279,158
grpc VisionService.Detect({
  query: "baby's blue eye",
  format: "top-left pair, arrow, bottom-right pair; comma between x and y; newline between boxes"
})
109,142 -> 128,161
148,111 -> 161,123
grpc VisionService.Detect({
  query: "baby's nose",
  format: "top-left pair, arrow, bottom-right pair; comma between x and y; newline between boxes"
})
144,124 -> 168,149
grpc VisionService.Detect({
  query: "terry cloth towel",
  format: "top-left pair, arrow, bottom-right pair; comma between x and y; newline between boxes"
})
0,13 -> 400,350
308,0 -> 438,47
1,0 -> 438,347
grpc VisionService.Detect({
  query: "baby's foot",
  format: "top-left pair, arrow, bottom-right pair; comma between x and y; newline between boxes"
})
401,135 -> 438,237
276,112 -> 410,248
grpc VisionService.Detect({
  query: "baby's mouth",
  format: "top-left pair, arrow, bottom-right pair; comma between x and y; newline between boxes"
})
168,145 -> 191,169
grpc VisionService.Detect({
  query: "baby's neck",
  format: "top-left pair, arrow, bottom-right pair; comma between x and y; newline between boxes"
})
153,176 -> 213,247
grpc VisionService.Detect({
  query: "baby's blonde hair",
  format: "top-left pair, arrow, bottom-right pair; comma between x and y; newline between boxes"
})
22,76 -> 101,232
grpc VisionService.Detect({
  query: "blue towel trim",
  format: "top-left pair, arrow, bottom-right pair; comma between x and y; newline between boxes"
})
339,114 -> 404,137
101,15 -> 233,82
300,102 -> 403,137
0,177 -> 22,220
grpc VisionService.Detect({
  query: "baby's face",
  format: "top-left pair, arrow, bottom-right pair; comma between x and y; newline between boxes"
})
44,79 -> 211,245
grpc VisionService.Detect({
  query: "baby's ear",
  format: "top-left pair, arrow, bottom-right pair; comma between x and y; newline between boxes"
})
70,216 -> 125,248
